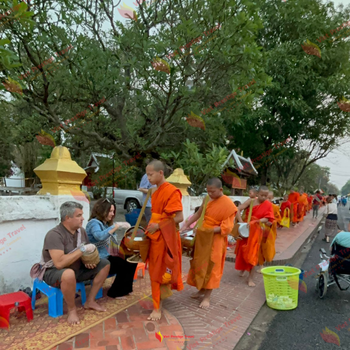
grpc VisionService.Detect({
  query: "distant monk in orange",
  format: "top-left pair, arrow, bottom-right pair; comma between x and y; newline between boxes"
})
302,191 -> 308,216
288,189 -> 300,226
257,191 -> 281,271
307,193 -> 313,212
235,186 -> 275,287
297,190 -> 308,222
280,194 -> 291,223
181,178 -> 237,308
145,160 -> 184,321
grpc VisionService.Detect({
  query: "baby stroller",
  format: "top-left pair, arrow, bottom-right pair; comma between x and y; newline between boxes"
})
315,245 -> 350,298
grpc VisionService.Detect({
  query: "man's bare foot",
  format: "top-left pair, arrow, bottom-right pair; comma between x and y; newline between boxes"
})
190,291 -> 205,299
84,300 -> 106,312
67,309 -> 80,325
147,309 -> 161,321
248,279 -> 256,287
199,298 -> 210,309
256,267 -> 263,274
239,271 -> 246,277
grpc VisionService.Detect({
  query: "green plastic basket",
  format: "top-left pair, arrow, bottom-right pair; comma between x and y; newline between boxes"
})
261,266 -> 301,310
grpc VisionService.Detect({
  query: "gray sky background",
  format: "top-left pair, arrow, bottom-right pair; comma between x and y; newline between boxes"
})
317,0 -> 350,190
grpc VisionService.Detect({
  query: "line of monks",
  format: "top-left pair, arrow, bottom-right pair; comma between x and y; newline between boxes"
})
143,160 -> 316,321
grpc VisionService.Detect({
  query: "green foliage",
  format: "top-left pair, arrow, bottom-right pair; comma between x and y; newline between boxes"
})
228,0 -> 350,187
161,139 -> 229,195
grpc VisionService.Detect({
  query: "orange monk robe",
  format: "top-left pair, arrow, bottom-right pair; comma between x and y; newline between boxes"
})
146,182 -> 184,309
307,195 -> 313,212
235,200 -> 275,272
258,203 -> 281,265
280,200 -> 291,219
288,193 -> 300,223
187,196 -> 237,290
296,194 -> 308,222
303,193 -> 309,215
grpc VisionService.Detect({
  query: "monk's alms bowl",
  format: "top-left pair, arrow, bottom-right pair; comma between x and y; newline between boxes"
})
124,226 -> 146,252
180,230 -> 195,250
238,223 -> 249,238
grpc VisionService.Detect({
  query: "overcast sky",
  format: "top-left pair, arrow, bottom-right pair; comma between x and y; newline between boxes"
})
316,0 -> 350,190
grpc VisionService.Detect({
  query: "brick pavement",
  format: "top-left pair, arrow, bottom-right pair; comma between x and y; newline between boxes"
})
51,211 -> 323,350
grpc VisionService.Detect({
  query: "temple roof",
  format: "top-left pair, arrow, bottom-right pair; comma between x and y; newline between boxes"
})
222,150 -> 258,176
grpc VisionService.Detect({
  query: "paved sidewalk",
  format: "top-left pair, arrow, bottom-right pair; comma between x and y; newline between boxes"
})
53,211 -> 323,350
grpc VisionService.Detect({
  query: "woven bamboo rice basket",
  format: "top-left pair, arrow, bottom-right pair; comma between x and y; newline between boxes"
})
81,247 -> 100,265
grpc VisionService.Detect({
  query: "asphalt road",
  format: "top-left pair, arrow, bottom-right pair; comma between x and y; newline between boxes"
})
235,204 -> 350,350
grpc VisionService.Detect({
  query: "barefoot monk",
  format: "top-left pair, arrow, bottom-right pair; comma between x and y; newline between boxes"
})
235,186 -> 274,287
257,191 -> 281,269
145,160 -> 184,321
181,178 -> 237,309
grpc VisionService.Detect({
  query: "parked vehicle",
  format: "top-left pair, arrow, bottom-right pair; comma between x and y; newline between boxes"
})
106,187 -> 143,212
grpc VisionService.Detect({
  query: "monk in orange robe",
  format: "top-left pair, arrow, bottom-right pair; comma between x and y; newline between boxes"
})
235,186 -> 275,287
181,178 -> 237,308
307,193 -> 313,212
280,194 -> 291,223
296,191 -> 308,222
144,160 -> 184,320
257,191 -> 281,270
302,192 -> 309,216
288,189 -> 300,226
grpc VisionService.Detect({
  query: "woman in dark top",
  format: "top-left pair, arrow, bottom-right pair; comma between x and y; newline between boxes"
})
86,198 -> 137,298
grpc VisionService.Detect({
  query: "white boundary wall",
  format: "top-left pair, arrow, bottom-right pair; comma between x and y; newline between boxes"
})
0,195 -> 89,295
0,194 -> 247,294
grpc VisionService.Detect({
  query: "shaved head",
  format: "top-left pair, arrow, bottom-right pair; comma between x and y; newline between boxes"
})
258,185 -> 269,192
249,187 -> 258,199
206,178 -> 223,200
207,178 -> 222,188
147,160 -> 165,172
146,160 -> 166,186
257,185 -> 269,203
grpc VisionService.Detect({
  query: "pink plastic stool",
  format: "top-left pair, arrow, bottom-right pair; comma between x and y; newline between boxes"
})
0,291 -> 33,329
133,262 -> 146,280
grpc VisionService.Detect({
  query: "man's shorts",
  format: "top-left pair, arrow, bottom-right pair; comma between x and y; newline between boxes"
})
43,258 -> 110,288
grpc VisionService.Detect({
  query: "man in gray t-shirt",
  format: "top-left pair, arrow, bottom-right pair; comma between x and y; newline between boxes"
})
41,201 -> 110,325
138,173 -> 157,224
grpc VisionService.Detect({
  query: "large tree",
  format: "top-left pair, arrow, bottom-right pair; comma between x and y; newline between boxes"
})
227,0 -> 350,187
1,0 -> 269,166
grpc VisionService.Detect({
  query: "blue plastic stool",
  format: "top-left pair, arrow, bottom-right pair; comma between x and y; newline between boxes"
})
31,279 -> 86,318
92,273 -> 117,300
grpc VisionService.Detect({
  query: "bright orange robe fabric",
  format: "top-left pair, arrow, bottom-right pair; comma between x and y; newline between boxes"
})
235,200 -> 275,272
307,195 -> 312,211
258,203 -> 281,265
288,193 -> 300,223
187,195 -> 237,290
297,194 -> 308,222
303,193 -> 309,215
280,200 -> 291,219
146,182 -> 184,309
